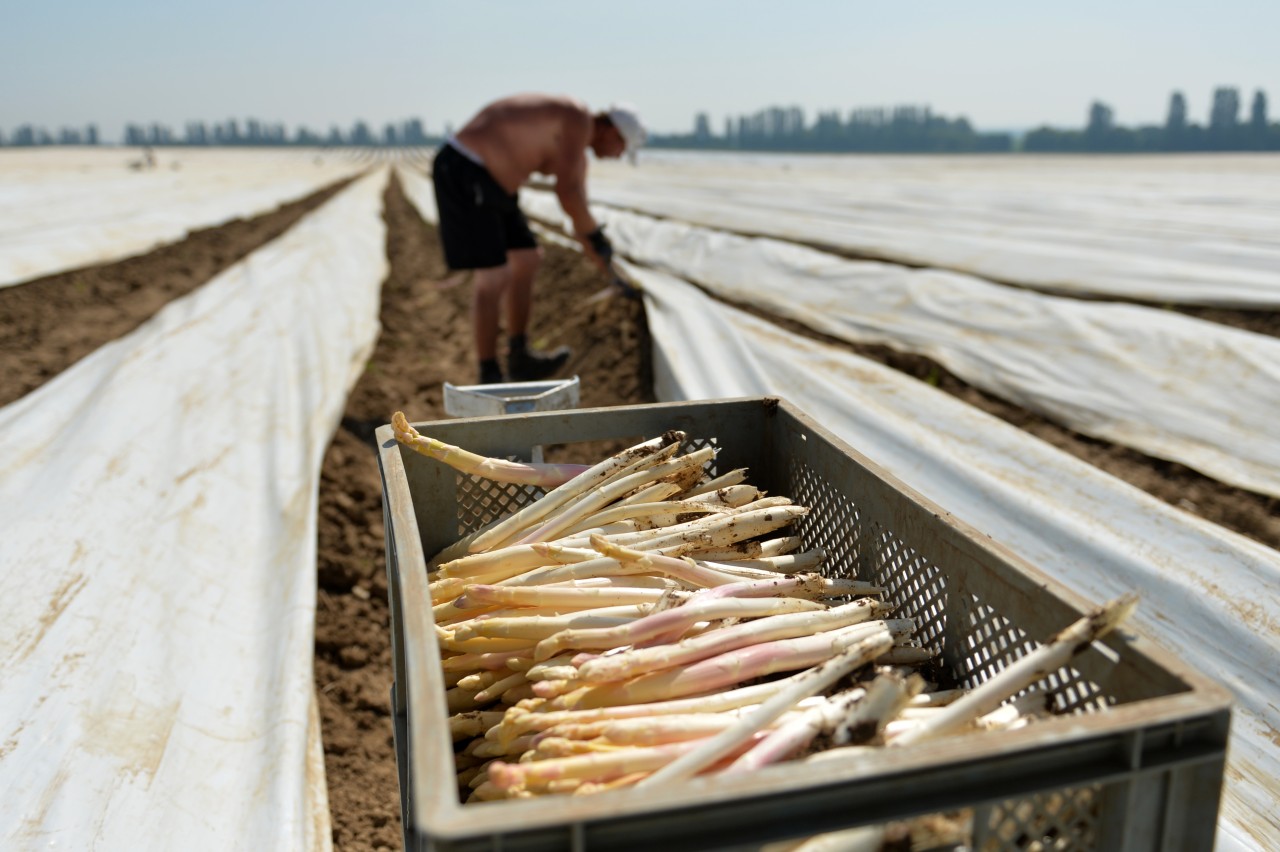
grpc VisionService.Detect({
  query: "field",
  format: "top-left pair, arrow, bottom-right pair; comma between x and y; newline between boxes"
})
1,148 -> 1276,850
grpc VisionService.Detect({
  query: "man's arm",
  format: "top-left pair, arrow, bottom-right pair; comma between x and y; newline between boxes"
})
551,110 -> 610,270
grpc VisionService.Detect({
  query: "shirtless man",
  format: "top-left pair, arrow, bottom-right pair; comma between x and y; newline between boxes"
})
432,93 -> 646,384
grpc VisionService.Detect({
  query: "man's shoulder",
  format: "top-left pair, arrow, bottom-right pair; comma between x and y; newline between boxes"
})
545,95 -> 592,124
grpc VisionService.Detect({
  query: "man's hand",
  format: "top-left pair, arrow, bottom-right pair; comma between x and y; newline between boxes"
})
584,226 -> 614,268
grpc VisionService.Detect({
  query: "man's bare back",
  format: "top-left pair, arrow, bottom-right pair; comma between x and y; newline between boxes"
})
432,93 -> 643,382
454,94 -> 592,195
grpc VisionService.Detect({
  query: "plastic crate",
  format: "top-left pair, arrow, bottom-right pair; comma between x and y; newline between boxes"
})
442,376 -> 580,418
375,397 -> 1230,852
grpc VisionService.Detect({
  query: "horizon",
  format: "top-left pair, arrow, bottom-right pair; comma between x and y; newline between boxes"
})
6,87 -> 1276,147
3,1 -> 1277,142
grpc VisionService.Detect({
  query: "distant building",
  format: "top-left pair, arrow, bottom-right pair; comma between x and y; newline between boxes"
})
1166,92 -> 1187,131
1251,90 -> 1269,129
350,121 -> 374,146
694,112 -> 712,141
147,123 -> 173,145
1210,87 -> 1240,129
402,118 -> 427,145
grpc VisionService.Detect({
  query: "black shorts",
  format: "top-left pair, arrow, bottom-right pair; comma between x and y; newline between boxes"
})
432,143 -> 537,270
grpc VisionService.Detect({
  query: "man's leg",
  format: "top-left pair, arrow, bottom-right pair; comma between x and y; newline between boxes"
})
472,264 -> 510,384
504,246 -> 541,338
504,247 -> 570,381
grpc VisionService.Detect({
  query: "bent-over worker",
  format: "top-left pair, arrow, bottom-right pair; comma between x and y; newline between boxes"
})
432,93 -> 646,384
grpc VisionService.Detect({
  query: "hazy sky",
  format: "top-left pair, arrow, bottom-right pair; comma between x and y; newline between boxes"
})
4,1 -> 1277,142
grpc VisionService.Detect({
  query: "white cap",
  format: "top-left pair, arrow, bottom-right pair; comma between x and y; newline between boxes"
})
607,104 -> 647,152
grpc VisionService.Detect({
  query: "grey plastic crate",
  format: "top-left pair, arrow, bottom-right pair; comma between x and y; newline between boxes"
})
375,397 -> 1230,852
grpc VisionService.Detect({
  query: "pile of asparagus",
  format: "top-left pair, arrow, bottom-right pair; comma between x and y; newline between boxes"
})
391,413 -> 1137,803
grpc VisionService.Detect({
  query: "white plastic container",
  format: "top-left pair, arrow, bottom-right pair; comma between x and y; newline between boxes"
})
442,376 -> 580,418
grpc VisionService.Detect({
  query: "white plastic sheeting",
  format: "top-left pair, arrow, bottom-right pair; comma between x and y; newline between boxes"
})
397,163 -> 438,224
523,194 -> 1280,499
628,259 -> 1279,851
586,152 -> 1280,307
0,148 -> 367,288
0,167 -> 390,849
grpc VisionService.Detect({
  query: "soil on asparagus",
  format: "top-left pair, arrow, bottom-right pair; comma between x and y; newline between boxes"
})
2,160 -> 1277,851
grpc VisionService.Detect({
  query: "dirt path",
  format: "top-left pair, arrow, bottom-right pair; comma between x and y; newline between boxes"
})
313,172 -> 652,850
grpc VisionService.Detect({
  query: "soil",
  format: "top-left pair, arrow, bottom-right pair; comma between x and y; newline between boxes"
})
1,166 -> 1275,851
0,176 -> 354,408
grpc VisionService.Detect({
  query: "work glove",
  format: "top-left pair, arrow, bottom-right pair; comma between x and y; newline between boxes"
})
586,226 -> 614,266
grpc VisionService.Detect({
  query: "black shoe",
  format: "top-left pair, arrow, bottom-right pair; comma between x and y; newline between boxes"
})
507,345 -> 571,382
477,359 -> 506,385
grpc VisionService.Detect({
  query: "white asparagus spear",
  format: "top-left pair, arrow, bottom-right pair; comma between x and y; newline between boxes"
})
576,598 -> 892,684
496,543 -> 730,590
542,575 -> 686,591
628,505 -> 810,553
392,411 -> 590,487
891,594 -> 1137,747
436,541 -> 598,581
702,569 -> 877,600
441,649 -> 533,673
884,692 -> 1049,739
489,672 -> 814,746
558,496 -> 745,539
680,468 -> 750,499
433,598 -> 503,626
488,735 -> 764,793
613,481 -> 685,506
450,710 -> 507,740
456,670 -> 505,691
525,664 -> 580,683
679,542 -> 766,562
512,448 -> 719,546
703,551 -> 826,576
831,672 -> 925,746
636,626 -> 897,788
566,620 -> 906,709
472,671 -> 530,704
586,536 -> 765,589
599,497 -> 792,548
447,604 -> 651,642
538,706 -> 815,748
533,595 -> 827,661
459,583 -> 682,610
723,689 -> 868,773
468,431 -> 686,553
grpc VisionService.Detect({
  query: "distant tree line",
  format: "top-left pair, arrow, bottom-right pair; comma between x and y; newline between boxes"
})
1023,87 -> 1279,152
0,118 -> 444,148
653,85 -> 1280,153
1,124 -> 101,146
7,86 -> 1277,153
653,104 -> 1013,153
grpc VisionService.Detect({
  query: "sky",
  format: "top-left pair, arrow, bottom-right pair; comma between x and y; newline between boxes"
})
3,1 -> 1278,142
